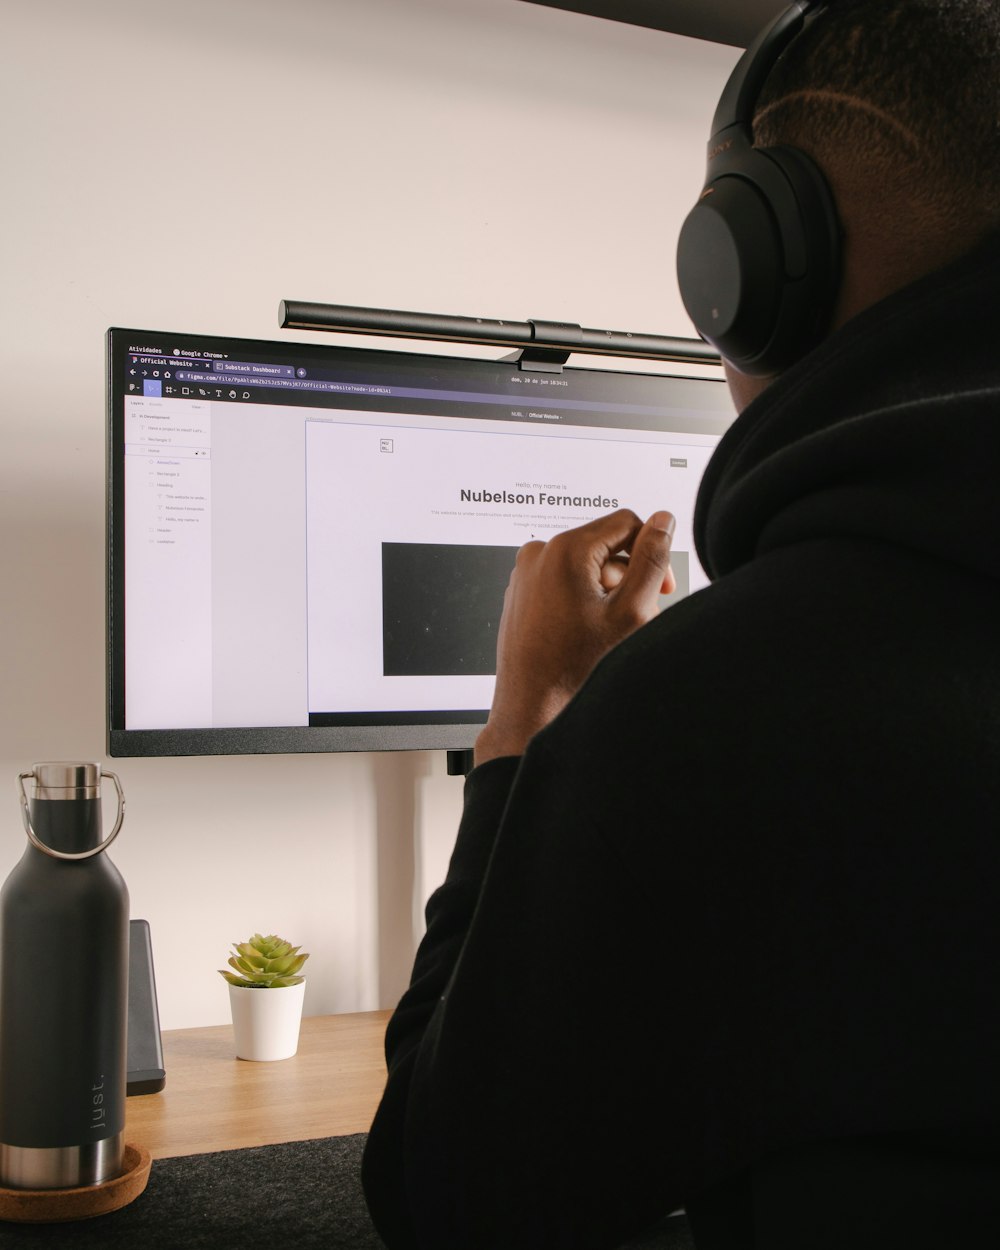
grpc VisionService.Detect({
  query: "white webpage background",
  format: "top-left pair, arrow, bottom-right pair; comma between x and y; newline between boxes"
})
305,414 -> 717,715
208,402 -> 308,727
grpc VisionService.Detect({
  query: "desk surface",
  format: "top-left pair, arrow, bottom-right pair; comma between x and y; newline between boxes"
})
125,1011 -> 391,1160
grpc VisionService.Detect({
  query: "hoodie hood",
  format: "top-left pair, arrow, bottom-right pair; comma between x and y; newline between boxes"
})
694,231 -> 1000,585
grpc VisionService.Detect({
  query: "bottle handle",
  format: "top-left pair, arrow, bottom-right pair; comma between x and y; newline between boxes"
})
16,770 -> 126,861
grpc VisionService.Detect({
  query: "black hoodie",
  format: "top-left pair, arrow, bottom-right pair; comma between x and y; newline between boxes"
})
361,233 -> 1000,1250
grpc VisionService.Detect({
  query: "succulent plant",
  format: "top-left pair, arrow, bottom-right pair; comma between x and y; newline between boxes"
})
219,933 -> 309,989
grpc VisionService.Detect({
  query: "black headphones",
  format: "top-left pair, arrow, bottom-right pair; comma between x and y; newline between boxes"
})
676,1 -> 842,375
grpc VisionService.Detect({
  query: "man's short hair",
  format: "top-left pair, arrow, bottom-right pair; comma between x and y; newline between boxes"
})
753,0 -> 1000,232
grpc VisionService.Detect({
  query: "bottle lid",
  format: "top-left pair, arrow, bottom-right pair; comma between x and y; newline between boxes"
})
30,762 -> 102,801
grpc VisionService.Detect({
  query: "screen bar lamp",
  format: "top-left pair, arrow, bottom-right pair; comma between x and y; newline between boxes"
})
279,301 -> 721,368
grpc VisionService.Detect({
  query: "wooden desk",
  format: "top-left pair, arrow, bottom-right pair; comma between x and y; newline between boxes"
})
125,1011 -> 391,1160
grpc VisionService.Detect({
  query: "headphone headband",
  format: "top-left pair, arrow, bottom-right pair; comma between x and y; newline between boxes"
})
710,2 -> 818,143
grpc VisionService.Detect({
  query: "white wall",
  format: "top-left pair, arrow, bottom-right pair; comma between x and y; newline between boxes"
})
0,0 -> 737,1029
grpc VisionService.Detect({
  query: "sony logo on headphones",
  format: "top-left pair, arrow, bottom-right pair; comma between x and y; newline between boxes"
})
707,138 -> 734,161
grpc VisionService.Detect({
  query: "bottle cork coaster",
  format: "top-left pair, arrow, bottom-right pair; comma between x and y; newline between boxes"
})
0,1142 -> 151,1223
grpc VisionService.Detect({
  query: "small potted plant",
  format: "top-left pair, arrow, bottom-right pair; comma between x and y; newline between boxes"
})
219,933 -> 309,1061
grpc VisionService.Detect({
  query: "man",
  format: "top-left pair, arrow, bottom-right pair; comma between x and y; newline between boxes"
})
362,2 -> 1000,1246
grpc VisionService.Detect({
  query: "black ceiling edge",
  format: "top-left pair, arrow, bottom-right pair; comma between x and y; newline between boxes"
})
518,0 -> 788,49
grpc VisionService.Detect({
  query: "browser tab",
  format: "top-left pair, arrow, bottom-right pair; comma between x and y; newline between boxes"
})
214,360 -> 295,378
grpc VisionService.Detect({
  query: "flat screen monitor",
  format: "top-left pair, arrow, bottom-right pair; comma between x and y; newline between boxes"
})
107,326 -> 735,756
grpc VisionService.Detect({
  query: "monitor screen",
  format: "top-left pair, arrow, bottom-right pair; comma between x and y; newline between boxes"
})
107,327 -> 735,756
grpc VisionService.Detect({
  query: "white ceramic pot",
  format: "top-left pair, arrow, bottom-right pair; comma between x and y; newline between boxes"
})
228,981 -> 306,1061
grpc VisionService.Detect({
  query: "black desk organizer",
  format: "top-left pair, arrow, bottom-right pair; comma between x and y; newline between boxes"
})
127,919 -> 166,1097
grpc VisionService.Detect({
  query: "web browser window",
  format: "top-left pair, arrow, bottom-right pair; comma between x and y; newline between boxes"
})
108,328 -> 734,755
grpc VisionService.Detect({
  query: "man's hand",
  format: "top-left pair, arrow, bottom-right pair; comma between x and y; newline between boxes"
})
474,509 -> 676,766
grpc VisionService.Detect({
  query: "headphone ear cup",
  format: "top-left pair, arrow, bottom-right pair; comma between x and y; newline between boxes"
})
677,175 -> 786,367
677,145 -> 841,375
760,143 -> 842,361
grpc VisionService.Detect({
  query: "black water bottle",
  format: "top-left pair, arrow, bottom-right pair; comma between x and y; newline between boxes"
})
0,763 -> 129,1189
